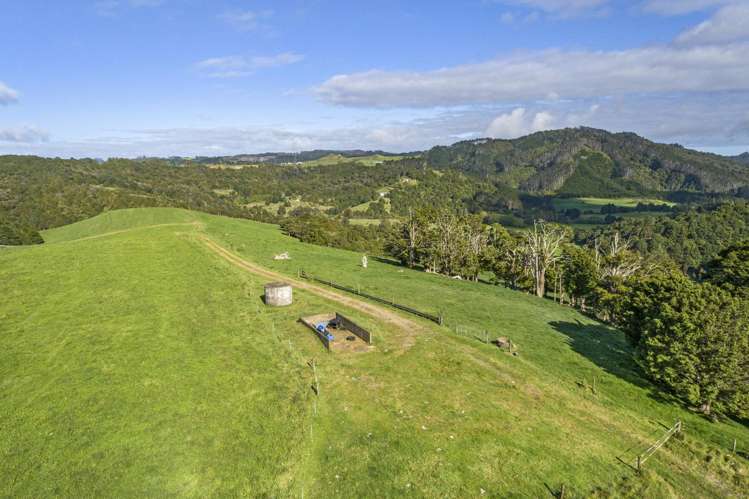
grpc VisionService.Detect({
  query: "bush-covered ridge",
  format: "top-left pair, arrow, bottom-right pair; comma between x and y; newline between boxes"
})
427,127 -> 749,194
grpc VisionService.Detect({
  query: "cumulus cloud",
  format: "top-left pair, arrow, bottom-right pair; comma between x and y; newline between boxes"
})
486,108 -> 555,139
0,126 -> 50,143
0,82 -> 19,105
676,3 -> 749,45
3,92 -> 748,157
218,9 -> 273,32
195,52 -> 304,78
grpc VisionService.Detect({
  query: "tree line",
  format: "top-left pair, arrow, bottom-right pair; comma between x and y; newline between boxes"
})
387,206 -> 749,419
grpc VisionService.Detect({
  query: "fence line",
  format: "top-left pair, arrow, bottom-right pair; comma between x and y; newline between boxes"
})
636,420 -> 682,471
451,323 -> 491,344
298,269 -> 444,325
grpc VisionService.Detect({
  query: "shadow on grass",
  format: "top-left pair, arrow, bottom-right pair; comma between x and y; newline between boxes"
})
549,320 -> 649,389
371,255 -> 407,268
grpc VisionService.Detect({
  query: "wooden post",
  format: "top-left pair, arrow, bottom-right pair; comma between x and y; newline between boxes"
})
733,439 -> 737,454
311,359 -> 319,397
559,484 -> 565,499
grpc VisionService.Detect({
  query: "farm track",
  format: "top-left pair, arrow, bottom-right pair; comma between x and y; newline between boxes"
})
198,235 -> 424,348
49,221 -> 425,348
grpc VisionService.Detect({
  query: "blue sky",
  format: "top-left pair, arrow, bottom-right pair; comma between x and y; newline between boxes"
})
1,0 -> 747,157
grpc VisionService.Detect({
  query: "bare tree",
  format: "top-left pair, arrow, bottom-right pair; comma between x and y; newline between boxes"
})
594,232 -> 641,279
525,220 -> 567,297
403,208 -> 423,268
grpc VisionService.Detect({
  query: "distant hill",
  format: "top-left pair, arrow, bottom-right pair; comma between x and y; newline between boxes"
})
731,152 -> 749,165
425,128 -> 749,196
194,149 -> 403,165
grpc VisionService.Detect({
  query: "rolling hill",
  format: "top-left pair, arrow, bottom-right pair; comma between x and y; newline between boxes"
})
2,208 -> 747,497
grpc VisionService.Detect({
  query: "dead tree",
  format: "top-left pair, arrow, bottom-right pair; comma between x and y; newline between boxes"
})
525,220 -> 567,298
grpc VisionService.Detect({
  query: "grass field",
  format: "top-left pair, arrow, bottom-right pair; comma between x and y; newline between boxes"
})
552,197 -> 676,212
2,208 -> 747,497
301,154 -> 406,167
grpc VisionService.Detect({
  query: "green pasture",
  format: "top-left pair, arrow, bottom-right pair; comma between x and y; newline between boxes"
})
1,208 -> 746,497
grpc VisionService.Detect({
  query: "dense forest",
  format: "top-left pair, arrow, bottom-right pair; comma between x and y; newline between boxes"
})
428,127 -> 749,195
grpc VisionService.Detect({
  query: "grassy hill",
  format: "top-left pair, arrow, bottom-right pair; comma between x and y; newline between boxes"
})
2,208 -> 747,497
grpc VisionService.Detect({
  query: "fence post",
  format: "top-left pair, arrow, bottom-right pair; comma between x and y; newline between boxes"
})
559,484 -> 565,499
733,439 -> 737,454
311,359 -> 319,397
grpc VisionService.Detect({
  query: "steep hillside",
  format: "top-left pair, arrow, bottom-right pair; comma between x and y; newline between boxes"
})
732,152 -> 749,165
426,128 -> 749,195
2,208 -> 747,497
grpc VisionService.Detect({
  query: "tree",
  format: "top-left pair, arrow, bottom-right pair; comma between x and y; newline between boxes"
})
524,220 -> 568,297
620,271 -> 749,418
486,225 -> 529,290
703,240 -> 749,295
462,214 -> 489,281
561,245 -> 599,310
395,208 -> 428,268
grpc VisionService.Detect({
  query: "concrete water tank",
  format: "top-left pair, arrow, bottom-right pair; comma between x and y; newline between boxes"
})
264,282 -> 293,306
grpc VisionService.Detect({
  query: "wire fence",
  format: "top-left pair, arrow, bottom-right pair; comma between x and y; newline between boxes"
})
450,323 -> 492,344
298,269 -> 444,325
635,420 -> 682,471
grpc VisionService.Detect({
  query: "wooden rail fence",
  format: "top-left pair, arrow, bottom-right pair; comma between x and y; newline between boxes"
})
299,269 -> 444,325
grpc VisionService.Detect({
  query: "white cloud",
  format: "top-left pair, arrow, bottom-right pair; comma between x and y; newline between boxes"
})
0,126 -> 50,143
218,9 -> 273,32
676,3 -> 749,45
486,108 -> 556,138
317,42 -> 749,108
642,0 -> 733,15
195,53 -> 304,78
3,92 -> 748,157
0,82 -> 19,105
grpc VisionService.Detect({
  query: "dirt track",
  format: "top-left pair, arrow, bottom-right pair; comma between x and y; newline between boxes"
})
199,235 -> 423,345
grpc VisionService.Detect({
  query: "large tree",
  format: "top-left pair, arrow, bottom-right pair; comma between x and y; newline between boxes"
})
524,220 -> 568,298
620,270 -> 749,418
703,240 -> 749,295
561,244 -> 599,310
